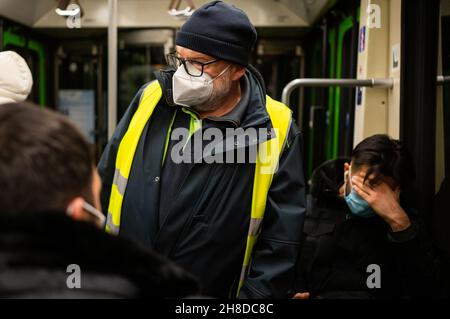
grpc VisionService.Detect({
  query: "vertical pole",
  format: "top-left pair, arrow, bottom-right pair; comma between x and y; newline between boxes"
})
0,18 -> 4,51
108,0 -> 118,139
96,44 -> 104,158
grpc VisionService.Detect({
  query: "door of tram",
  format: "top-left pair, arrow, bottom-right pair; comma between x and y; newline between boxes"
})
55,41 -> 105,159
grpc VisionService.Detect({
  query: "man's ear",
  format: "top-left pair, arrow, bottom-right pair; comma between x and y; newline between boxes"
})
66,197 -> 85,222
344,162 -> 350,172
231,65 -> 246,81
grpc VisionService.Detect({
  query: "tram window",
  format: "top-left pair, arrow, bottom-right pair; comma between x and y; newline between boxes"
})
60,57 -> 95,90
58,50 -> 97,144
338,28 -> 357,158
118,46 -> 165,119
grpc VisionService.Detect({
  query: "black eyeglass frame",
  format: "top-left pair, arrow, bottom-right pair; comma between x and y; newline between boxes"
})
166,52 -> 220,77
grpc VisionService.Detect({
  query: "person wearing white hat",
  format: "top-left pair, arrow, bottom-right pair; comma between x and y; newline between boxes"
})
0,51 -> 33,105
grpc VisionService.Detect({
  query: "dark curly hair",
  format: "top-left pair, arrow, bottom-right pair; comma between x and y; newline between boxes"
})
0,102 -> 94,213
351,134 -> 415,189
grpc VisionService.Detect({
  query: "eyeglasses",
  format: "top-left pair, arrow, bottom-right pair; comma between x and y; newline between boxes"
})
166,52 -> 220,77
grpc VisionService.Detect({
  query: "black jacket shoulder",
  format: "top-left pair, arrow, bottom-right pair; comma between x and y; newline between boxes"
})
0,211 -> 199,298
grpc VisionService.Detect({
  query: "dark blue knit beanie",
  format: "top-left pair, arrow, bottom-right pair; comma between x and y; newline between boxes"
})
175,1 -> 257,66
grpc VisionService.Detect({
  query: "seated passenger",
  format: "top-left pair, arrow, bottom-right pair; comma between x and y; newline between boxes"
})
0,102 -> 199,298
294,134 -> 437,299
0,51 -> 33,104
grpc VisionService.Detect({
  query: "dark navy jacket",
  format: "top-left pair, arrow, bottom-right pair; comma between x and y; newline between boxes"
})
98,66 -> 306,298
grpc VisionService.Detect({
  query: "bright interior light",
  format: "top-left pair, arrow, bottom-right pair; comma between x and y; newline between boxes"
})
55,7 -> 80,16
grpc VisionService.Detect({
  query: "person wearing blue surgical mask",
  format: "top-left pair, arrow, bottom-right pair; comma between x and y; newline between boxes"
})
293,134 -> 440,300
342,163 -> 410,232
343,167 -> 378,218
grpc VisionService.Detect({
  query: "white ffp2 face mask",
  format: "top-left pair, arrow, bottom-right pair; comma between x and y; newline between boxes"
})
172,63 -> 230,107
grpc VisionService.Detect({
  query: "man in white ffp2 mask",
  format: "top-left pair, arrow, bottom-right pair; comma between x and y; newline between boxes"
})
99,0 -> 306,299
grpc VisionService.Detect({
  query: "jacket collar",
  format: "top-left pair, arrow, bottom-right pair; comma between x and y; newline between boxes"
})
0,211 -> 199,297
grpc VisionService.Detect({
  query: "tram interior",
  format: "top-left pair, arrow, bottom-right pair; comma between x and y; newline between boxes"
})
0,0 -> 449,299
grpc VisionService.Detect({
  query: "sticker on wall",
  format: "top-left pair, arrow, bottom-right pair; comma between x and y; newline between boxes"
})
356,87 -> 363,106
359,26 -> 366,53
392,43 -> 400,72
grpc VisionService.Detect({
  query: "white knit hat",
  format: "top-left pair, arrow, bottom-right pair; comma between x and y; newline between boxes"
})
0,51 -> 33,104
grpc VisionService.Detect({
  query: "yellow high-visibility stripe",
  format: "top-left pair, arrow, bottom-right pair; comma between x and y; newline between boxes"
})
181,107 -> 202,152
162,110 -> 178,166
237,95 -> 292,296
106,81 -> 162,234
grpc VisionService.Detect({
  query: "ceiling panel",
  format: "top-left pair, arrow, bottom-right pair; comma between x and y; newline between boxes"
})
31,0 -> 308,28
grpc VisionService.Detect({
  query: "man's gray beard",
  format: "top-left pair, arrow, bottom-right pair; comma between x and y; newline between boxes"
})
191,73 -> 232,113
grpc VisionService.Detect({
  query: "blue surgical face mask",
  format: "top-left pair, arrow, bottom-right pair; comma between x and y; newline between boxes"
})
344,189 -> 376,218
343,170 -> 376,218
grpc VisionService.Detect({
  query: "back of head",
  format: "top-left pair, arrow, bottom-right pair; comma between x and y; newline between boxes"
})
0,51 -> 33,104
351,134 -> 414,189
0,103 -> 93,213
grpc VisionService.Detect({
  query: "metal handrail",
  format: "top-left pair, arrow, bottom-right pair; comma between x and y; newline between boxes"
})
282,76 -> 450,105
281,78 -> 394,105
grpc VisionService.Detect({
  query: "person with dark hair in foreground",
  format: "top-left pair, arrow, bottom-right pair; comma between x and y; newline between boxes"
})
0,102 -> 199,298
293,134 -> 440,299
